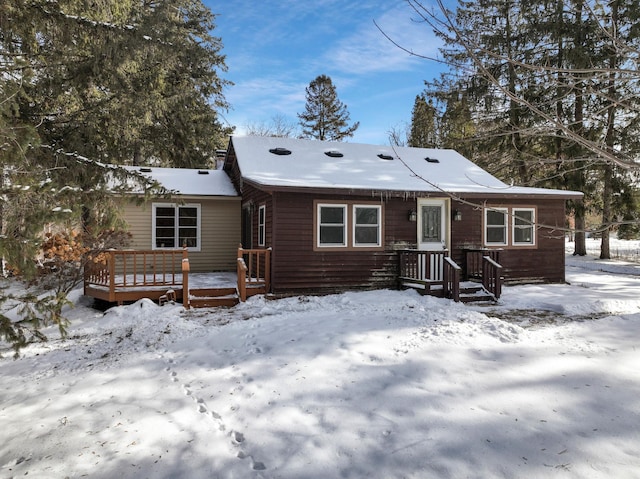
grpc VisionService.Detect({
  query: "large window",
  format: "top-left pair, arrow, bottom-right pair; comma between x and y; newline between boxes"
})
316,202 -> 382,249
484,206 -> 536,248
153,203 -> 201,250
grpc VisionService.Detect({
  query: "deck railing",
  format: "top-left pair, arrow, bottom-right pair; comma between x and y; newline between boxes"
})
398,249 -> 448,284
237,245 -> 271,301
464,248 -> 501,280
84,249 -> 187,303
399,249 -> 461,298
482,255 -> 503,300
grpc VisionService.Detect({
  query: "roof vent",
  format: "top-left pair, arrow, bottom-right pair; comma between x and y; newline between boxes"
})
324,150 -> 344,158
377,153 -> 394,160
269,147 -> 292,156
139,167 -> 152,173
425,157 -> 440,163
198,170 -> 210,175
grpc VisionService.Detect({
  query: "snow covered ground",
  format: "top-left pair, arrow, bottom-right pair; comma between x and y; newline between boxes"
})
1,247 -> 639,478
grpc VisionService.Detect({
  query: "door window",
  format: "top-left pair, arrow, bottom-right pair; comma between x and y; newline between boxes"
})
421,205 -> 442,243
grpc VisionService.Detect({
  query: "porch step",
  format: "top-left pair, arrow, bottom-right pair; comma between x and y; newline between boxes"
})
459,283 -> 497,303
189,287 -> 239,308
404,283 -> 496,304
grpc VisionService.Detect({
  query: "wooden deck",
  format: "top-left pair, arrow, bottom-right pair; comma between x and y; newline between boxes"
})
84,247 -> 501,307
84,247 -> 271,308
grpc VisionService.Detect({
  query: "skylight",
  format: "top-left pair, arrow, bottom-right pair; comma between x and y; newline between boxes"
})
139,167 -> 152,173
425,157 -> 440,163
269,147 -> 292,155
324,150 -> 344,158
377,153 -> 394,160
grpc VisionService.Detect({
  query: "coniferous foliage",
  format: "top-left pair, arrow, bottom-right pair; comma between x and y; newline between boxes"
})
298,75 -> 359,141
0,0 -> 231,351
408,93 -> 439,148
404,0 -> 640,258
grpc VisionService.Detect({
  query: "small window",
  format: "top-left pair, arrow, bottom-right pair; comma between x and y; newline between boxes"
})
258,205 -> 266,247
318,204 -> 346,247
353,205 -> 381,247
485,208 -> 508,246
513,208 -> 535,245
153,203 -> 201,251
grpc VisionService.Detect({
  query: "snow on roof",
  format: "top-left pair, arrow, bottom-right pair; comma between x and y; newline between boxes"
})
123,166 -> 238,197
231,136 -> 583,198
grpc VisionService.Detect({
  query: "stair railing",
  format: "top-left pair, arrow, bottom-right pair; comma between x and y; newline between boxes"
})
482,255 -> 503,300
443,257 -> 462,302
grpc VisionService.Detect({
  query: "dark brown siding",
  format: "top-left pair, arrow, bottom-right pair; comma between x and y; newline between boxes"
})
268,192 -> 419,294
256,190 -> 568,294
450,198 -> 566,283
239,184 -> 272,249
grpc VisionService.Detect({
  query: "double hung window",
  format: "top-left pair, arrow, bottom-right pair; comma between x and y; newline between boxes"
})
485,208 -> 508,246
512,208 -> 535,245
318,204 -> 347,247
353,205 -> 381,247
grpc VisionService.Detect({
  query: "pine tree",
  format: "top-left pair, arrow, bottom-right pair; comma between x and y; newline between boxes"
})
408,94 -> 438,148
298,75 -> 359,141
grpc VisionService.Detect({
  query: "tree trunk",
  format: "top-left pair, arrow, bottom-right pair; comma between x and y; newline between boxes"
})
600,0 -> 619,260
573,205 -> 587,256
600,165 -> 612,259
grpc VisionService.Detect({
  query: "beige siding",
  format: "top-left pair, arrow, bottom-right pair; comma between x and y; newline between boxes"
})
121,197 -> 241,272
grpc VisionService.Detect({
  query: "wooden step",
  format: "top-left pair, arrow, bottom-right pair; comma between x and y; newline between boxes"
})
460,294 -> 495,304
188,287 -> 239,308
190,287 -> 237,297
190,295 -> 239,308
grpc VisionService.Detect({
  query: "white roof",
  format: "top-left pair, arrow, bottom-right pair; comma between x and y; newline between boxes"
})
231,136 -> 582,198
122,166 -> 238,197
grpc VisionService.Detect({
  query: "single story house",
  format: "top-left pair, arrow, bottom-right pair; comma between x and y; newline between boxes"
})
85,136 -> 582,305
223,136 -> 582,296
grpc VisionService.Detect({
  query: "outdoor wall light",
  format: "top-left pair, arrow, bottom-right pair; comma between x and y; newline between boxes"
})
409,209 -> 417,222
453,209 -> 462,221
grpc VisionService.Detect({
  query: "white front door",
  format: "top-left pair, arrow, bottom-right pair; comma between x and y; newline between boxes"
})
416,199 -> 449,281
417,199 -> 448,251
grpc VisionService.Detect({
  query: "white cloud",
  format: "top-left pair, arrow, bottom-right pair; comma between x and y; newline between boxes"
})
320,4 -> 441,75
224,76 -> 307,131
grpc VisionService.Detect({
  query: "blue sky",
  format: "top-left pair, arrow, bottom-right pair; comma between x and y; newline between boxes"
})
207,1 -> 446,145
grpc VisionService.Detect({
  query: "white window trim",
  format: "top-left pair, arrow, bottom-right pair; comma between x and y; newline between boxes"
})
352,204 -> 382,247
484,207 -> 509,246
317,203 -> 347,248
258,204 -> 266,247
152,203 -> 201,252
512,207 -> 536,246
